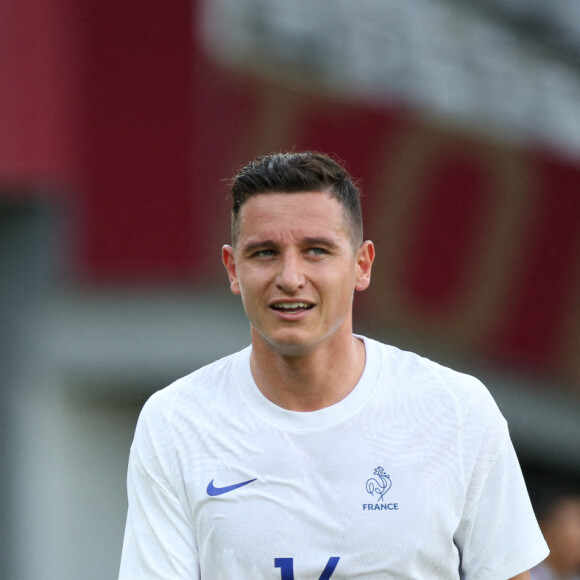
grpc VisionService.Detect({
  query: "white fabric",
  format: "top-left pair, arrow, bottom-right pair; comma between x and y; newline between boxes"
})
119,336 -> 548,579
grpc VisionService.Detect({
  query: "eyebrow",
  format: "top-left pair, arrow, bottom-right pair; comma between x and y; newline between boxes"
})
241,240 -> 277,254
302,236 -> 338,248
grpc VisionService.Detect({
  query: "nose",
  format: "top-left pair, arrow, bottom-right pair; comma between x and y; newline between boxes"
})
276,252 -> 305,293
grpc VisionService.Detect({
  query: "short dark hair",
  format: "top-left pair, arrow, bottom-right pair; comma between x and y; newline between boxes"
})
228,151 -> 363,246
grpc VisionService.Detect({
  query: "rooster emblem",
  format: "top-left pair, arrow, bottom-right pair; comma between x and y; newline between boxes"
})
366,466 -> 392,501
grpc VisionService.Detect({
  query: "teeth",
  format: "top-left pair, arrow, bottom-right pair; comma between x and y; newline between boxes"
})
273,302 -> 310,310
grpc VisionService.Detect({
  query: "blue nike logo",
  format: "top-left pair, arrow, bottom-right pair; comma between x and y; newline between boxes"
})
206,478 -> 257,496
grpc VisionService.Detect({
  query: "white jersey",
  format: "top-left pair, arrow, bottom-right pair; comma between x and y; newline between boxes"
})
119,336 -> 548,579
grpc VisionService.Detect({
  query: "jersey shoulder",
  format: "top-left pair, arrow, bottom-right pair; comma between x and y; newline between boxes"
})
137,346 -> 249,429
374,339 -> 503,424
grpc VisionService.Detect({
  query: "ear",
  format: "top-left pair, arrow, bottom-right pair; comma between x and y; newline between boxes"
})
222,245 -> 241,295
354,240 -> 375,292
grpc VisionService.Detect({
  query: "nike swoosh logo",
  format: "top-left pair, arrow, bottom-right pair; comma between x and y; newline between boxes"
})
206,478 -> 257,496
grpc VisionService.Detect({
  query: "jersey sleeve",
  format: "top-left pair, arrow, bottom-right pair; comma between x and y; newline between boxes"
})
119,390 -> 200,580
453,387 -> 549,579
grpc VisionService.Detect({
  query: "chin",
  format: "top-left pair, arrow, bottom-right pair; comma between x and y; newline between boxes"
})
257,330 -> 319,357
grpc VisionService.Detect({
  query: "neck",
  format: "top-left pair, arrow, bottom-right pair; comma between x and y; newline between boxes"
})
250,333 -> 366,411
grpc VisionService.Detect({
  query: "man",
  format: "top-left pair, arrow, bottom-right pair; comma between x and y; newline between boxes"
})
530,481 -> 580,580
119,151 -> 548,578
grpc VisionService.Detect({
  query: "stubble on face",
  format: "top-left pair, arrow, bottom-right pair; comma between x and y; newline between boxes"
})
223,191 -> 373,360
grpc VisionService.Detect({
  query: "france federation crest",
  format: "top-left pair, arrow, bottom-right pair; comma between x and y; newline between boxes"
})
366,466 -> 392,501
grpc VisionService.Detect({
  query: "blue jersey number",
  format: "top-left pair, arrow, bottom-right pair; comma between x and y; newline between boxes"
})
275,557 -> 340,579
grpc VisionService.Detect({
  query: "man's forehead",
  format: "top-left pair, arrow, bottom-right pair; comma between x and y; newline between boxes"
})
232,190 -> 360,249
238,192 -> 347,230
238,191 -> 343,220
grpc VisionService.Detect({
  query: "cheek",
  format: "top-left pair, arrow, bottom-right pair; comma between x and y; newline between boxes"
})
326,277 -> 357,308
237,272 -> 266,303
332,267 -> 359,293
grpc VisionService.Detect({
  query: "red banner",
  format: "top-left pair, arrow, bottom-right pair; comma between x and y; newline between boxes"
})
0,0 -> 578,385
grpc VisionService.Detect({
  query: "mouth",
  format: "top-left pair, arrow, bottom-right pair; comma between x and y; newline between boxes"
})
270,301 -> 314,314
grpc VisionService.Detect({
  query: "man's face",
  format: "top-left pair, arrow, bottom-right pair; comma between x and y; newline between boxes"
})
222,191 -> 374,357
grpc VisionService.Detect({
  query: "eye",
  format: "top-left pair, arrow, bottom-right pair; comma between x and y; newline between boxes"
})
307,247 -> 327,256
252,249 -> 276,258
